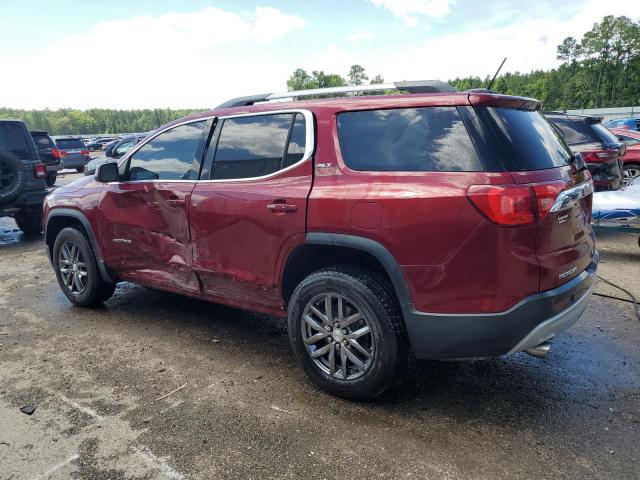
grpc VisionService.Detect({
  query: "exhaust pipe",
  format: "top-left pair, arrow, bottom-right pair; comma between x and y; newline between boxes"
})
525,341 -> 552,358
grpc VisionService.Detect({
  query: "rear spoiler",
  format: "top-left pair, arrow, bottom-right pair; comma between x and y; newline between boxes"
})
468,92 -> 541,111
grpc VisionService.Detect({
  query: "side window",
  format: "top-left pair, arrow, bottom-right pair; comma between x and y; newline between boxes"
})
211,113 -> 307,180
127,121 -> 205,181
336,107 -> 483,172
115,139 -> 135,157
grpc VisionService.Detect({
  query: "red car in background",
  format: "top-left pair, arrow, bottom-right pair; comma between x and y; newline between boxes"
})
612,128 -> 640,186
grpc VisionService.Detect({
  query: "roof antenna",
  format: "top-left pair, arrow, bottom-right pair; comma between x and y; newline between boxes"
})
487,57 -> 507,91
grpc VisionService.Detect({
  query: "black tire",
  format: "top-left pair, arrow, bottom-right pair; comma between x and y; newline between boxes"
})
52,227 -> 115,307
0,151 -> 26,203
14,207 -> 43,235
288,266 -> 408,400
46,174 -> 57,187
76,167 -> 83,173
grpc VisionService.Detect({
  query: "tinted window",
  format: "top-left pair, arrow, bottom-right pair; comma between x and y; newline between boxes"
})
284,114 -> 306,168
32,134 -> 55,149
620,135 -> 640,146
592,124 -> 620,144
337,107 -> 482,172
482,109 -> 572,170
56,138 -> 85,150
212,113 -> 296,180
115,139 -> 136,156
128,121 -> 205,181
0,122 -> 32,159
547,117 -> 598,144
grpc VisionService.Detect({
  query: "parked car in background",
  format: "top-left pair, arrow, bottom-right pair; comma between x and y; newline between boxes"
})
45,82 -> 598,399
85,134 -> 148,176
604,118 -> 639,131
0,120 -> 48,233
546,112 -> 626,191
86,137 -> 119,151
30,130 -> 63,186
54,137 -> 91,172
612,128 -> 640,186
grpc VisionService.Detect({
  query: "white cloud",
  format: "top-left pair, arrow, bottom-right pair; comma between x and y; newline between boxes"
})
367,0 -> 453,27
0,6 -> 305,109
347,30 -> 376,43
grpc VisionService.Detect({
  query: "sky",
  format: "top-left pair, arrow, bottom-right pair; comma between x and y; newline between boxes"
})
1,0 -> 639,110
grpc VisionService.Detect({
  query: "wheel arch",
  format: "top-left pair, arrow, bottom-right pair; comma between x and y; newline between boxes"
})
281,233 -> 412,308
45,208 -> 114,284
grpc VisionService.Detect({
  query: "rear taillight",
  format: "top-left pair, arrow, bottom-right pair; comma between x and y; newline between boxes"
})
532,182 -> 566,220
33,164 -> 46,179
467,185 -> 535,226
583,150 -> 613,162
81,149 -> 90,155
51,148 -> 68,159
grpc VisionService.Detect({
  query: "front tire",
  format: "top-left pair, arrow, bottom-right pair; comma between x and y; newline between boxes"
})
52,227 -> 115,307
288,266 -> 407,400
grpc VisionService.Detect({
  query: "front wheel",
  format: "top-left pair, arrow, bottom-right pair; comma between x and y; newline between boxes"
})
288,266 -> 407,400
623,163 -> 640,186
52,227 -> 115,306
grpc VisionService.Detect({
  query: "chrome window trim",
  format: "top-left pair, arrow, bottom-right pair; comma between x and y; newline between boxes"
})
115,109 -> 315,184
549,179 -> 594,213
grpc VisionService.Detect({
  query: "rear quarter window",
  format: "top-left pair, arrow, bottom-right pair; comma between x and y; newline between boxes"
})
336,107 -> 483,172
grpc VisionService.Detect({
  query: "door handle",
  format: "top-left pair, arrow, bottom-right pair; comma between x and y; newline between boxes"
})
266,202 -> 297,213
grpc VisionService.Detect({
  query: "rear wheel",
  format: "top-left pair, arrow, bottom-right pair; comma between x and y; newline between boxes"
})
14,208 -> 43,234
52,227 -> 115,306
76,167 -> 83,173
288,266 -> 407,400
46,174 -> 56,187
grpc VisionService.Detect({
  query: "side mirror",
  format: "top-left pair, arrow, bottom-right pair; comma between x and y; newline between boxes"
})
95,162 -> 119,182
105,149 -> 113,157
618,136 -> 625,142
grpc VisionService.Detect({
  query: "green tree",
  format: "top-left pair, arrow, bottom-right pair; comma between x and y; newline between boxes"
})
348,64 -> 369,85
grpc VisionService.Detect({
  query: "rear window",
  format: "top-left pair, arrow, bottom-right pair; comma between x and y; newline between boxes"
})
56,138 -> 85,150
0,122 -> 32,159
337,107 -> 483,172
480,109 -> 572,171
547,117 -> 599,144
31,134 -> 55,149
591,124 -> 620,144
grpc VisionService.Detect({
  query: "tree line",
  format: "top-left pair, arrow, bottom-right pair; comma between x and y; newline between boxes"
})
1,14 -> 638,135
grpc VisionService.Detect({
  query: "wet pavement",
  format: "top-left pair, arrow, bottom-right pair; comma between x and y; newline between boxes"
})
1,182 -> 639,479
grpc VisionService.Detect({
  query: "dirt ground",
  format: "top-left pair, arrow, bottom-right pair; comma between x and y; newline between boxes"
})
1,174 -> 639,479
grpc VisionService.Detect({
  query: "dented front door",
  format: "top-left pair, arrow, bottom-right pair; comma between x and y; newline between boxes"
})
99,180 -> 199,293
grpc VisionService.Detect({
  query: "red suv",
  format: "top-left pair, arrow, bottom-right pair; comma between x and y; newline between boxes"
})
44,82 -> 598,399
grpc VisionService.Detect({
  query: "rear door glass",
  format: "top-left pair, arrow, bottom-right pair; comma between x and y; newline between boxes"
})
480,108 -> 572,171
337,107 -> 483,172
32,135 -> 55,149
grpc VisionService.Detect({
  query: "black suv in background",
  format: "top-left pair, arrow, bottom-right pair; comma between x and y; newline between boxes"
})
0,120 -> 48,233
545,112 -> 626,191
30,130 -> 62,186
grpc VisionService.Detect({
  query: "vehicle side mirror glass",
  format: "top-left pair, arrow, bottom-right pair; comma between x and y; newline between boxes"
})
96,162 -> 119,182
105,149 -> 113,157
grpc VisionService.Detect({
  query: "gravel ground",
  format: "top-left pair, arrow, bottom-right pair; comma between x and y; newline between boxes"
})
1,175 -> 639,479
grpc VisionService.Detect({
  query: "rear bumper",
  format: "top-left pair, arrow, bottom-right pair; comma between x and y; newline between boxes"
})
0,190 -> 47,215
403,251 -> 598,359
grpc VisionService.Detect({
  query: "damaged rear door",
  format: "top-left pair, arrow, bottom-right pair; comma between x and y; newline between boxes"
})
99,118 -> 211,293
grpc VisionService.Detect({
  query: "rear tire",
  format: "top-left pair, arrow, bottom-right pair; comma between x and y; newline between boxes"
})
52,227 -> 115,307
623,163 -> 640,186
288,266 -> 407,400
76,167 -> 83,173
14,208 -> 43,235
46,174 -> 57,187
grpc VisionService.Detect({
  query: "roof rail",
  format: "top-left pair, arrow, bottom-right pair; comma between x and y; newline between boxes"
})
216,80 -> 457,108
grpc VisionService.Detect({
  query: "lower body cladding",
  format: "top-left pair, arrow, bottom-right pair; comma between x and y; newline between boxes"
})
403,252 -> 598,360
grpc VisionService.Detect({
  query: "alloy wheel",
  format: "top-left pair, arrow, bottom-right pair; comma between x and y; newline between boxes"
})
58,241 -> 88,295
623,166 -> 640,186
301,293 -> 375,380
